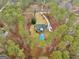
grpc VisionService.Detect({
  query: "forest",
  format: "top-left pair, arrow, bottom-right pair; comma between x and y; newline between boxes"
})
0,0 -> 79,59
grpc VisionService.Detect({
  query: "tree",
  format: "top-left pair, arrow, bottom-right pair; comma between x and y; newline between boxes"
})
48,2 -> 69,24
18,15 -> 29,38
6,40 -> 25,59
0,4 -> 24,35
63,35 -> 74,42
31,17 -> 36,25
62,50 -> 70,59
51,50 -> 70,59
0,5 -> 22,25
50,50 -> 62,59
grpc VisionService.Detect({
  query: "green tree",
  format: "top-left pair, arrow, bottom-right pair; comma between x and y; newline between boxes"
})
62,50 -> 70,59
6,40 -> 25,59
50,50 -> 62,59
31,17 -> 36,25
18,15 -> 29,38
46,24 -> 68,44
0,5 -> 22,26
63,35 -> 74,42
48,1 -> 68,24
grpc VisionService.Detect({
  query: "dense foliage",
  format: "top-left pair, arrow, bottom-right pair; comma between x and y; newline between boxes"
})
0,0 -> 79,59
31,17 -> 36,25
6,40 -> 25,59
0,5 -> 22,25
